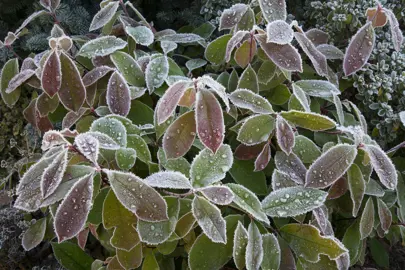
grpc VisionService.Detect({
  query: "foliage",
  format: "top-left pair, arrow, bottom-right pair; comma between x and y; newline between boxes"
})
2,0 -> 405,269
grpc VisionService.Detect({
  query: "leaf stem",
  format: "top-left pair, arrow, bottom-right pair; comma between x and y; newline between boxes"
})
387,141 -> 405,154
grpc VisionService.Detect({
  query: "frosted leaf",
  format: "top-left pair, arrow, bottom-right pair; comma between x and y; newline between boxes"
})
160,41 -> 177,54
229,89 -> 273,114
137,197 -> 179,244
271,169 -> 297,190
306,144 -> 357,189
397,173 -> 405,222
158,148 -> 191,178
89,1 -> 120,31
163,111 -> 196,159
105,170 -> 168,222
41,130 -> 70,151
333,94 -> 345,125
237,65 -> 259,93
90,117 -> 127,147
115,147 -> 137,171
36,92 -> 59,117
312,206 -> 328,233
22,218 -> 47,251
51,24 -> 65,38
234,39 -> 257,68
293,135 -> 321,164
254,143 -> 271,172
237,114 -> 275,146
233,221 -> 248,270
317,44 -> 344,60
200,186 -> 234,205
293,80 -> 340,98
41,149 -> 68,198
158,33 -> 204,44
127,134 -> 151,164
145,171 -> 192,189
15,10 -> 48,34
174,212 -> 196,238
110,51 -> 145,87
280,110 -> 336,131
343,22 -> 375,76
129,86 -> 147,99
280,224 -> 347,263
266,20 -> 293,45
291,84 -> 310,112
359,197 -> 374,239
166,75 -> 191,86
276,115 -> 295,155
116,244 -> 142,269
1,58 -> 21,108
261,234 -> 280,270
400,111 -> 405,127
78,36 -> 127,58
348,101 -> 368,133
234,143 -> 264,160
58,52 -> 85,112
294,32 -> 328,77
75,133 -> 99,166
145,55 -> 169,93
125,26 -> 154,46
61,108 -> 88,130
246,222 -> 263,270
204,34 -> 232,65
156,80 -> 191,124
196,89 -> 225,153
255,34 -> 302,72
190,144 -> 233,188
275,151 -> 306,184
347,164 -> 365,217
21,57 -> 37,71
384,9 -> 403,52
186,59 -> 207,72
257,60 -> 276,84
261,186 -> 328,217
305,29 -> 329,46
219,4 -> 249,31
60,129 -> 79,138
76,228 -> 89,250
365,178 -> 385,197
226,183 -> 269,224
199,75 -> 230,112
225,31 -> 250,63
6,69 -> 35,94
54,173 -> 94,242
82,66 -> 113,87
106,71 -> 131,116
364,144 -> 397,189
192,196 -> 227,243
84,131 -> 120,150
258,0 -> 287,23
377,198 -> 392,232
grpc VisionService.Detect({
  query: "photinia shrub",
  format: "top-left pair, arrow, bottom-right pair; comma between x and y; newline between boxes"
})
2,0 -> 405,269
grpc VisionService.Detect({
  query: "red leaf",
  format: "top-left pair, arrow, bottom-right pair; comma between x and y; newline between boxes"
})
276,115 -> 295,155
235,143 -> 265,160
163,111 -> 196,159
327,177 -> 348,200
294,32 -> 328,76
23,98 -> 37,127
41,50 -> 61,97
254,143 -> 271,172
82,65 -> 114,87
77,228 -> 89,250
35,108 -> 53,133
305,29 -> 329,46
196,88 -> 225,153
107,71 -> 131,116
62,107 -> 89,129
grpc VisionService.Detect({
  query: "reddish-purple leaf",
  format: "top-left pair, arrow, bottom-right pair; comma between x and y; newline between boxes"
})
6,69 -> 35,93
384,9 -> 403,52
41,130 -> 70,151
196,88 -> 225,153
343,22 -> 375,76
313,206 -> 328,233
294,32 -> 328,76
58,52 -> 86,112
77,228 -> 89,250
82,66 -> 114,87
276,115 -> 295,155
235,143 -> 265,160
41,50 -> 61,97
41,149 -> 68,198
107,71 -> 131,116
156,80 -> 191,125
200,186 -> 234,205
54,173 -> 94,242
163,111 -> 196,159
274,151 -> 306,184
36,92 -> 60,117
225,31 -> 250,62
305,29 -> 329,46
219,4 -> 248,31
327,177 -> 348,200
35,109 -> 53,133
255,34 -> 302,72
254,143 -> 271,172
62,107 -> 88,129
377,198 -> 392,232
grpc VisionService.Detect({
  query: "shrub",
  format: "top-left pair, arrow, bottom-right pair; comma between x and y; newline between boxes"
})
2,0 -> 405,269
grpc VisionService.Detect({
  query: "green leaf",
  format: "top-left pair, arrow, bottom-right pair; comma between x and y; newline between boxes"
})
1,58 -> 21,107
127,134 -> 151,164
175,212 -> 196,238
369,238 -> 389,268
226,183 -> 269,224
146,55 -> 169,93
125,26 -> 154,46
280,110 -> 336,131
78,36 -> 127,58
258,61 -> 276,84
233,221 -> 248,270
90,117 -> 127,147
145,171 -> 192,189
377,198 -> 392,232
237,65 -> 259,93
158,148 -> 191,178
192,195 -> 226,243
365,144 -> 397,190
293,80 -> 340,98
204,34 -> 232,65
261,186 -> 328,217
246,222 -> 263,270
22,217 -> 47,251
190,144 -> 233,188
306,144 -> 357,189
186,59 -> 207,72
342,219 -> 361,265
110,51 -> 145,87
347,164 -> 365,217
262,233 -> 281,270
360,197 -> 375,239
52,242 -> 93,270
87,187 -> 109,225
271,170 -> 297,190
89,1 -> 120,31
265,84 -> 291,105
117,244 -> 143,270
237,114 -> 275,145
258,0 -> 286,23
333,94 -> 345,125
142,251 -> 159,270
229,159 -> 268,195
236,6 -> 255,31
189,215 -> 242,270
228,69 -> 239,92
292,135 -> 321,163
229,89 -> 273,114
291,83 -> 311,112
103,189 -> 139,251
365,179 -> 384,197
235,39 -> 255,68
115,147 -> 137,171
280,224 -> 347,263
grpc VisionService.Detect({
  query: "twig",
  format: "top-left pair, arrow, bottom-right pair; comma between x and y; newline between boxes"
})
387,141 -> 405,154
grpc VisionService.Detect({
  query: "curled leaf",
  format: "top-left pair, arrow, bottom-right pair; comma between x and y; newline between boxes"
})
225,31 -> 250,63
